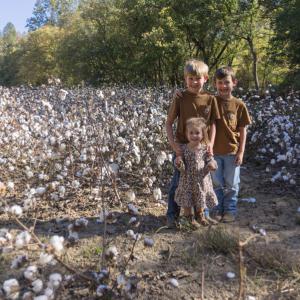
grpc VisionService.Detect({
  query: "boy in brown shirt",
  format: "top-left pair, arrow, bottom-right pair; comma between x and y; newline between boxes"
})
211,67 -> 251,222
166,59 -> 220,228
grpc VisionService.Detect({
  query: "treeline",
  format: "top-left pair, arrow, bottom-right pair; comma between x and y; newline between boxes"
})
0,0 -> 299,89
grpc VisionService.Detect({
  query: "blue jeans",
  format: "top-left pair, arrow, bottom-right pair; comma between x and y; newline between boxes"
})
211,155 -> 240,215
166,155 -> 180,221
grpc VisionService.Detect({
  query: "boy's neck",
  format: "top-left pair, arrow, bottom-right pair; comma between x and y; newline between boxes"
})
187,87 -> 203,94
218,93 -> 233,101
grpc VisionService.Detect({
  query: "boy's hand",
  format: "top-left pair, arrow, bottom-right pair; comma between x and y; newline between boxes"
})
207,142 -> 214,156
173,89 -> 183,98
235,151 -> 244,165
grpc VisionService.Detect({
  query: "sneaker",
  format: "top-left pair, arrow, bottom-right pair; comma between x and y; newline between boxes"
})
210,211 -> 223,222
222,213 -> 236,223
205,215 -> 219,225
166,217 -> 178,229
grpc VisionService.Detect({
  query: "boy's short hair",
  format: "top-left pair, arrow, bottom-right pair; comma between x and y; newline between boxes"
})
214,66 -> 236,81
185,117 -> 209,144
184,59 -> 209,77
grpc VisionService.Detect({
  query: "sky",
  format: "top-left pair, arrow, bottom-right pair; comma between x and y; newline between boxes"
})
0,0 -> 36,33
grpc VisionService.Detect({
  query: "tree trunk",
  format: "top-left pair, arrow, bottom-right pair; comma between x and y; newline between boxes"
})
246,37 -> 259,90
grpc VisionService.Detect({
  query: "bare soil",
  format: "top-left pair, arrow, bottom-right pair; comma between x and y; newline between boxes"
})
1,163 -> 300,300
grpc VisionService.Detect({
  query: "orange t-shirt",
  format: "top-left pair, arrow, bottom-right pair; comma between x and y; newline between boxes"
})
214,96 -> 251,155
167,90 -> 220,144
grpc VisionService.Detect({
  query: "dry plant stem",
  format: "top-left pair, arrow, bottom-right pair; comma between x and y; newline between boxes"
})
201,262 -> 205,300
111,237 -> 139,291
13,216 -> 96,283
238,233 -> 260,300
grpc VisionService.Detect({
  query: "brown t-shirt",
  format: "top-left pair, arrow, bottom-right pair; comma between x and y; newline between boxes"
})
167,90 -> 220,143
214,96 -> 251,155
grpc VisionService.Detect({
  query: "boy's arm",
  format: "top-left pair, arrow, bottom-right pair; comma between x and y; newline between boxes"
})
235,127 -> 247,165
166,116 -> 182,156
207,122 -> 216,155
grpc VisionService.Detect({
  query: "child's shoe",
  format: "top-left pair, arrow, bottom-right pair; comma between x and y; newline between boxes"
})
210,211 -> 223,222
195,210 -> 209,226
205,215 -> 219,225
222,212 -> 236,223
179,215 -> 201,230
166,217 -> 178,229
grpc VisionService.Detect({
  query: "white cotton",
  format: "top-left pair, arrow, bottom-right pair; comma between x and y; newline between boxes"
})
105,246 -> 118,260
72,180 -> 80,188
97,210 -> 109,223
32,279 -> 43,294
59,89 -> 68,101
35,187 -> 46,195
74,217 -> 88,228
11,255 -> 28,269
39,252 -> 54,265
48,273 -> 62,289
125,190 -> 136,202
50,236 -> 64,254
44,287 -> 55,299
15,231 -> 31,249
109,163 -> 119,174
128,203 -> 139,215
153,188 -> 162,201
3,278 -> 20,299
24,265 -> 38,281
9,205 -> 23,217
7,181 -> 14,191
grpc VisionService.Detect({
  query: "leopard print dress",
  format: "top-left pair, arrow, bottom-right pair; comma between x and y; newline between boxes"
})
174,144 -> 218,210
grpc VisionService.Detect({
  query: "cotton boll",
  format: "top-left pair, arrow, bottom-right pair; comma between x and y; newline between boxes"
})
105,246 -> 118,260
168,278 -> 179,288
48,273 -> 62,289
44,287 -> 54,299
15,231 -> 31,249
24,265 -> 38,281
153,188 -> 162,201
50,236 -> 64,254
3,278 -> 20,299
128,203 -> 138,215
9,205 -> 23,217
7,181 -> 15,192
125,190 -> 136,202
59,89 -> 68,101
39,253 -> 53,265
10,255 -> 28,269
35,187 -> 46,195
22,291 -> 34,300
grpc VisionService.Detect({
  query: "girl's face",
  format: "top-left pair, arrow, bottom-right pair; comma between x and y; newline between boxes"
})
186,126 -> 203,144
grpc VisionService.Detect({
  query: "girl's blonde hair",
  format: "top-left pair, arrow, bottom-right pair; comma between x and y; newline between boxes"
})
186,117 -> 209,144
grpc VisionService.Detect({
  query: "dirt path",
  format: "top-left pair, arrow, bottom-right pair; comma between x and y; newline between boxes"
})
1,164 -> 299,299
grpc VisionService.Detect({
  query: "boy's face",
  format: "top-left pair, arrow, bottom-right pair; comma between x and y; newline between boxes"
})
215,75 -> 237,99
185,74 -> 208,94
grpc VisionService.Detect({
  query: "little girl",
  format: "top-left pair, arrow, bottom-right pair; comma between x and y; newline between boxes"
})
174,117 -> 218,228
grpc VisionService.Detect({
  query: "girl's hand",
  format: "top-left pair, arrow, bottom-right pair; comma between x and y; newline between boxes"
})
175,156 -> 185,172
235,151 -> 244,165
205,159 -> 218,172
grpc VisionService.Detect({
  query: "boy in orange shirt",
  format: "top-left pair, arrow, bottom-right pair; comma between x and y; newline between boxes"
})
166,59 -> 220,228
211,67 -> 251,222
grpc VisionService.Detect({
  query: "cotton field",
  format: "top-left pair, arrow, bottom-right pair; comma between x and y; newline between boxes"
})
0,84 -> 299,299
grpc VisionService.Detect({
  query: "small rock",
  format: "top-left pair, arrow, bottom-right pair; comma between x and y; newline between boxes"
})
226,272 -> 236,279
144,237 -> 154,247
168,278 -> 179,288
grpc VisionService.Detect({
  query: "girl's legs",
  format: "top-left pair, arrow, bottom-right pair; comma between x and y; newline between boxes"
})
181,207 -> 201,229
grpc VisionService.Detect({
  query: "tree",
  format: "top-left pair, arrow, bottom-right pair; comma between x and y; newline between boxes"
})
26,0 -> 78,31
17,26 -> 62,84
272,0 -> 300,88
